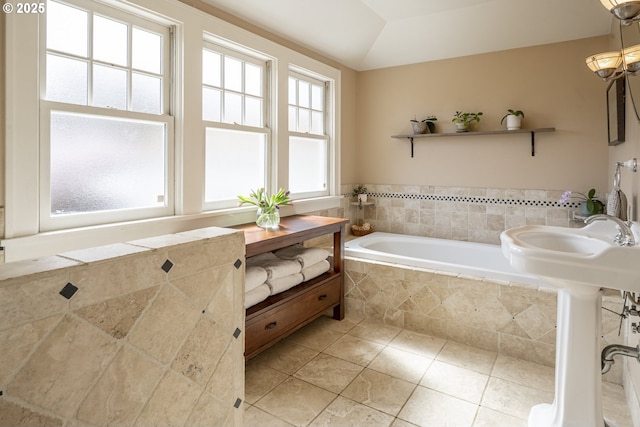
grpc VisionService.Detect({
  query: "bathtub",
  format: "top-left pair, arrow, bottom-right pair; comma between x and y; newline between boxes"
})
344,232 -> 543,287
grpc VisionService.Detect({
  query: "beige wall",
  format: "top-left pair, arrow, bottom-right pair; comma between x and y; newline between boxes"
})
354,36 -> 611,192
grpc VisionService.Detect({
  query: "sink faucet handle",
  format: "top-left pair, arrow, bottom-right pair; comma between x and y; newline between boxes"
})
584,214 -> 635,246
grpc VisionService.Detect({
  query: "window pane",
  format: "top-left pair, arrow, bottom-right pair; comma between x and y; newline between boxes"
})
205,128 -> 265,201
50,112 -> 166,214
311,84 -> 324,111
288,77 -> 297,105
289,137 -> 327,193
93,64 -> 127,110
203,50 -> 221,87
47,0 -> 88,57
297,109 -> 310,133
224,92 -> 242,124
245,63 -> 262,96
245,97 -> 262,127
132,27 -> 161,74
224,56 -> 242,92
203,87 -> 222,122
288,106 -> 297,131
46,54 -> 88,105
311,111 -> 324,135
93,15 -> 128,67
131,73 -> 161,114
298,80 -> 310,108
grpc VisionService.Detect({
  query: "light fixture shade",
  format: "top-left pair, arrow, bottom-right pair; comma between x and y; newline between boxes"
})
600,0 -> 640,21
625,43 -> 640,72
586,51 -> 623,78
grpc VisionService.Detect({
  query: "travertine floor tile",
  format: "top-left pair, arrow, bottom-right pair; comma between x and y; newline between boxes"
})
436,341 -> 497,374
387,329 -> 446,358
252,340 -> 319,375
481,377 -> 553,420
341,368 -> 416,417
348,319 -> 402,345
368,346 -> 432,383
244,405 -> 294,427
293,353 -> 364,394
245,362 -> 289,404
490,354 -> 554,392
602,381 -> 635,427
309,396 -> 395,427
420,360 -> 489,404
286,318 -> 344,351
472,407 -> 527,427
398,386 -> 477,427
324,334 -> 384,366
255,377 -> 337,426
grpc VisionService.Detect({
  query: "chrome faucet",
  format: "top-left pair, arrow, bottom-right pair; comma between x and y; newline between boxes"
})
584,214 -> 635,246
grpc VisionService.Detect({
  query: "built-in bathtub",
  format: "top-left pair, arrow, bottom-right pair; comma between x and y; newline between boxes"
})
345,231 -> 543,287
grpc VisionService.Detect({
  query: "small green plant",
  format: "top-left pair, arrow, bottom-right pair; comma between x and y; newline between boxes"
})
500,109 -> 525,125
237,188 -> 292,215
452,111 -> 483,126
351,185 -> 368,197
560,188 -> 604,215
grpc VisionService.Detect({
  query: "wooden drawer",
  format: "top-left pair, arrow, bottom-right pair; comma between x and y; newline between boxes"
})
245,276 -> 341,357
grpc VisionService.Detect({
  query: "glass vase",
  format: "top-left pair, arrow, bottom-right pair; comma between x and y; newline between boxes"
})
256,207 -> 280,229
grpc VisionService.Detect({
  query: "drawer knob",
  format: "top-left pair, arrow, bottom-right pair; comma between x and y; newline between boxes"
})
318,294 -> 328,301
265,321 -> 278,330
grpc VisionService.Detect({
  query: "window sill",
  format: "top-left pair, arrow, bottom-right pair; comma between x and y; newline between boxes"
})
1,196 -> 344,263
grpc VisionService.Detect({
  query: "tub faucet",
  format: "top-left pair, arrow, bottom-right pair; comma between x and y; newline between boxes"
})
584,214 -> 635,246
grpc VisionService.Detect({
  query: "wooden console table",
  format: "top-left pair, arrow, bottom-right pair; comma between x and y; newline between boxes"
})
234,215 -> 349,359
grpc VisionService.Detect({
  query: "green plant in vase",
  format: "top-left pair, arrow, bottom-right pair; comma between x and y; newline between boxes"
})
238,188 -> 292,228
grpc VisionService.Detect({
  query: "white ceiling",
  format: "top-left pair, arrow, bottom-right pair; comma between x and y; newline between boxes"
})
201,0 -> 614,71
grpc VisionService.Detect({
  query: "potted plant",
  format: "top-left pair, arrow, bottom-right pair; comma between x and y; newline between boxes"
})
500,109 -> 525,130
560,188 -> 604,216
452,111 -> 483,132
352,185 -> 368,203
238,187 -> 292,229
410,115 -> 437,134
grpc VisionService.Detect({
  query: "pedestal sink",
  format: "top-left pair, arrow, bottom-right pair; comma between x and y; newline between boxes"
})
501,220 -> 640,427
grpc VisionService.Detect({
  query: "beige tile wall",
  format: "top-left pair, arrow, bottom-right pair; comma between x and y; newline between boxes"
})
344,257 -> 626,384
0,227 -> 245,427
342,184 -> 582,244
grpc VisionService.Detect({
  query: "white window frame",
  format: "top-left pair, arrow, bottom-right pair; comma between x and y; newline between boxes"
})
201,40 -> 272,211
287,69 -> 331,199
37,0 -> 174,231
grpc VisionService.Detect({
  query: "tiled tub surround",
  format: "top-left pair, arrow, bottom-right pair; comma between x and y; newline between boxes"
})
0,227 -> 245,427
344,257 -> 627,383
342,185 -> 581,244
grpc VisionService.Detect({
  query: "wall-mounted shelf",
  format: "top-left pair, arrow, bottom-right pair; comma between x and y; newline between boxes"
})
391,127 -> 556,158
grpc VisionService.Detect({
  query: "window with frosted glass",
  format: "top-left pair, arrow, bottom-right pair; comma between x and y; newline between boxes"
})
42,0 -> 171,225
45,0 -> 165,114
204,128 -> 266,201
50,112 -> 166,214
288,136 -> 327,193
202,48 -> 264,127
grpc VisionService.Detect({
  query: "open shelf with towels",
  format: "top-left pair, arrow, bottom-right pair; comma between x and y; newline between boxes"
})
391,127 -> 556,158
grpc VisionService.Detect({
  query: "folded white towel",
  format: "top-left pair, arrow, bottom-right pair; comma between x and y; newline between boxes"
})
274,245 -> 330,268
245,266 -> 268,292
247,252 -> 301,280
268,273 -> 304,295
244,284 -> 271,309
301,259 -> 331,282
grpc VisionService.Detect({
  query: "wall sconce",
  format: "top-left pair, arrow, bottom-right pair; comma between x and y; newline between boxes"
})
586,1 -> 640,80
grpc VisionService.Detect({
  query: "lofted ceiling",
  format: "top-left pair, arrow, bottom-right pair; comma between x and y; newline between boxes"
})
201,0 -> 614,71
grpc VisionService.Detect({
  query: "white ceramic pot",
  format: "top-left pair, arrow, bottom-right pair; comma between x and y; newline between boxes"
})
358,193 -> 368,203
506,114 -> 522,130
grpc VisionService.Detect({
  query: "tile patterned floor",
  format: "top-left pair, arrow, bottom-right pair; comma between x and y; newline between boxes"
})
244,314 -> 635,427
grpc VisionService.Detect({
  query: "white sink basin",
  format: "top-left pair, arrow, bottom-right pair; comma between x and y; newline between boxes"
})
501,222 -> 640,292
501,220 -> 640,427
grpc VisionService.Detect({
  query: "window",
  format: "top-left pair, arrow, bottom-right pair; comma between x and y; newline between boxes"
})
40,0 -> 173,230
288,72 -> 329,197
202,43 -> 269,208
